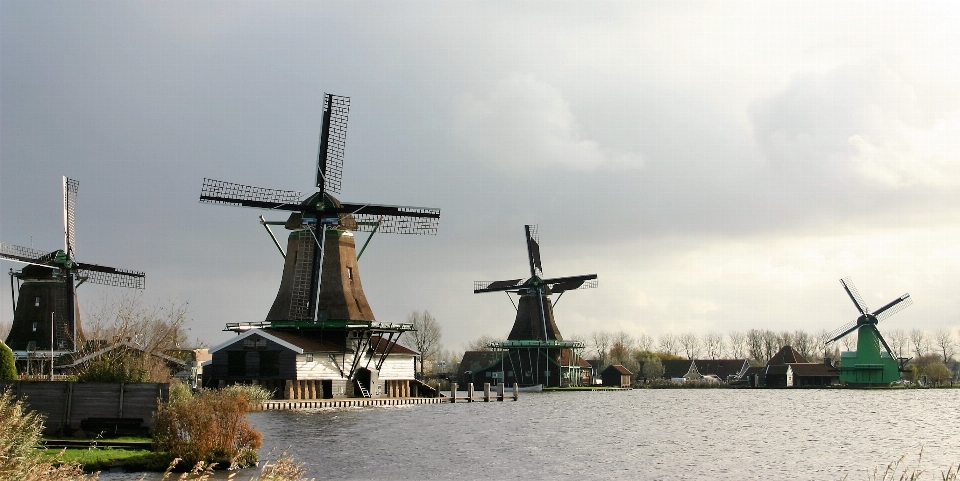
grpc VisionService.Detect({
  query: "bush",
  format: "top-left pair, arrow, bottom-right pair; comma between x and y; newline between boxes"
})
222,384 -> 275,410
0,390 -> 94,480
153,388 -> 263,468
0,341 -> 16,381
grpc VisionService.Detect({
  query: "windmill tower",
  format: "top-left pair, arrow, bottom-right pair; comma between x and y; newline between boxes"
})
1,177 -> 145,367
200,93 -> 441,387
473,225 -> 596,387
825,277 -> 912,385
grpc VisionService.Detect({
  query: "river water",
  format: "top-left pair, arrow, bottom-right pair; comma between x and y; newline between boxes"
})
101,389 -> 960,480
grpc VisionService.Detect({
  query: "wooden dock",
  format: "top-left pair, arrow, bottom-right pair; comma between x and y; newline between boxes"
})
260,383 -> 519,410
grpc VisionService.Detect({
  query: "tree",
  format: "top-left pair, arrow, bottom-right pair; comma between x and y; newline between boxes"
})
887,329 -> 908,359
0,340 -> 16,381
636,333 -> 654,352
590,331 -> 612,366
910,329 -> 931,357
76,293 -> 190,383
658,333 -> 678,356
641,356 -> 664,381
463,335 -> 499,352
933,328 -> 955,364
408,310 -> 442,377
746,329 -> 764,363
702,332 -> 724,359
677,333 -> 700,360
728,331 -> 747,359
792,330 -> 812,360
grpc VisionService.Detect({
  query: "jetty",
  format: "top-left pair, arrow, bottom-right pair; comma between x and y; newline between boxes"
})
260,382 -> 519,410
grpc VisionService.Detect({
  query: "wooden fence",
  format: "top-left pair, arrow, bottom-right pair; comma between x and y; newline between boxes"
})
0,381 -> 168,434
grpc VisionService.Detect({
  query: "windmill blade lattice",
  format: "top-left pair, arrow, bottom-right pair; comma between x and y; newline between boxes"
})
474,279 -> 524,293
200,178 -> 302,210
77,263 -> 145,289
63,177 -> 78,259
874,294 -> 912,322
840,277 -> 869,315
548,276 -> 599,293
0,242 -> 56,265
525,225 -> 543,278
317,94 -> 350,194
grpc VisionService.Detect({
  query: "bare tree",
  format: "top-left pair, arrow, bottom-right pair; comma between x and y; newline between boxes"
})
702,332 -> 724,359
810,329 -> 831,362
792,330 -> 812,360
78,293 -> 190,383
840,333 -> 858,352
678,332 -> 701,360
658,333 -> 678,356
728,331 -> 747,359
910,329 -> 930,356
746,329 -> 764,363
463,335 -> 499,352
589,331 -> 612,365
761,330 -> 779,362
887,329 -> 908,359
933,328 -> 956,364
636,333 -> 654,352
408,310 -> 442,377
777,331 -> 793,350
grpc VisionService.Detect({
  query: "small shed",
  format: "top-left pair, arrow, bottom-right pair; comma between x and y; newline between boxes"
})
600,364 -> 633,387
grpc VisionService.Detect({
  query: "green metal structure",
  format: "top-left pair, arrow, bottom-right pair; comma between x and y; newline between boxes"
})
826,277 -> 912,385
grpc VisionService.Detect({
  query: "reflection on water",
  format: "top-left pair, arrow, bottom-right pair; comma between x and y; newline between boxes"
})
99,389 -> 960,480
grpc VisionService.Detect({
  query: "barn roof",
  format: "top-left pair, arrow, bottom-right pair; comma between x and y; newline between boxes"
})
693,359 -> 749,379
603,364 -> 633,375
767,346 -> 809,365
661,359 -> 695,379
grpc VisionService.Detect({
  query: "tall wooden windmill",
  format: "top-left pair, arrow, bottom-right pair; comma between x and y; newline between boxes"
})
825,277 -> 912,385
199,93 -> 440,389
473,225 -> 596,387
1,177 -> 145,360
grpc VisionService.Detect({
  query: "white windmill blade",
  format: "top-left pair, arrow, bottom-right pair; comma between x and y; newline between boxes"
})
63,176 -> 79,259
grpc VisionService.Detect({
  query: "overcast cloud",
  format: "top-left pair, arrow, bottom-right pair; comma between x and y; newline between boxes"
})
2,1 -> 960,350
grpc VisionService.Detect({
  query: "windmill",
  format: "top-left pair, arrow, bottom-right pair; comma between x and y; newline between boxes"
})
473,225 -> 596,387
2,177 -> 145,357
199,93 -> 440,391
825,277 -> 912,385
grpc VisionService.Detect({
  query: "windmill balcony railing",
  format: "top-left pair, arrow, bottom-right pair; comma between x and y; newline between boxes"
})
487,340 -> 586,349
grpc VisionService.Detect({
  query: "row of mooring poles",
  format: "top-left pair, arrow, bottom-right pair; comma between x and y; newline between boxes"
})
449,382 -> 519,402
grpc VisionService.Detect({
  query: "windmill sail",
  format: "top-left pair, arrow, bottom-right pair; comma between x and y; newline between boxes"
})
317,93 -> 350,194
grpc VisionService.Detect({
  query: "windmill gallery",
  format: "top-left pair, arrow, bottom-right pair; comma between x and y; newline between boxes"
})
2,94 -> 925,399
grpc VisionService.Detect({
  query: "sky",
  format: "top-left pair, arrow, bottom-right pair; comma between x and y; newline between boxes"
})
2,1 -> 960,352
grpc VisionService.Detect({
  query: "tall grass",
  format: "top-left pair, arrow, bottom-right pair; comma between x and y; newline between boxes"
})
0,390 -> 97,480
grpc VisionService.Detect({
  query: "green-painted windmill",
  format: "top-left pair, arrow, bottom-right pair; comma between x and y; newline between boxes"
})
1,177 -> 145,355
825,277 -> 911,385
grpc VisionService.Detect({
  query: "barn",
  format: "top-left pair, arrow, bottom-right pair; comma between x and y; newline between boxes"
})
204,328 -> 421,399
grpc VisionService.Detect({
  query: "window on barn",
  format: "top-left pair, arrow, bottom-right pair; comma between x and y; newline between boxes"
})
228,351 -> 247,376
260,351 -> 280,377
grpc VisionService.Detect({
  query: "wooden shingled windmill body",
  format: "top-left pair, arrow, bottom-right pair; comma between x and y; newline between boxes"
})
825,277 -> 912,385
200,93 -> 440,396
473,225 -> 596,388
1,177 -> 145,372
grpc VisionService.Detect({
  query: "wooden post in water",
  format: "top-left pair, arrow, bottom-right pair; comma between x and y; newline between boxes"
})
467,383 -> 474,402
512,383 -> 519,401
483,383 -> 491,402
450,383 -> 457,403
497,383 -> 505,401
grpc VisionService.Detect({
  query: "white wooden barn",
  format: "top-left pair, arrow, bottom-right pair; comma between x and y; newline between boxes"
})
204,328 -> 420,399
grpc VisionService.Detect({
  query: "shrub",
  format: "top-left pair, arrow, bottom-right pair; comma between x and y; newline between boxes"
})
153,388 -> 263,468
0,341 -> 16,381
222,384 -> 274,410
0,390 -> 94,480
